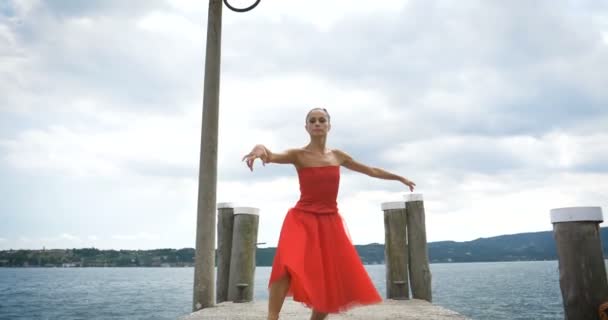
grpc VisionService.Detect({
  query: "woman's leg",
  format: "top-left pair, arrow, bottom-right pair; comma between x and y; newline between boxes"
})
310,310 -> 328,320
267,273 -> 291,320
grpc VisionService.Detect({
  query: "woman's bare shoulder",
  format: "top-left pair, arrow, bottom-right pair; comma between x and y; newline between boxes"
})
331,149 -> 353,163
286,147 -> 307,163
288,147 -> 307,155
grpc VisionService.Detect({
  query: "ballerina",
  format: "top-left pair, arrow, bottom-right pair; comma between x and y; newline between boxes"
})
243,107 -> 415,320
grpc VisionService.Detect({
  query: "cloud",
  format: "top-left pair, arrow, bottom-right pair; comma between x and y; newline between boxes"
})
18,236 -> 32,243
111,232 -> 161,241
38,233 -> 82,244
59,233 -> 80,241
0,233 -> 95,250
0,0 -> 607,250
42,0 -> 168,18
385,132 -> 608,176
1,1 -> 204,116
221,0 -> 608,138
0,107 -> 204,178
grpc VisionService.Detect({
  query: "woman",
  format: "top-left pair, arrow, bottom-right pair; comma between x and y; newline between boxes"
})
242,108 -> 416,320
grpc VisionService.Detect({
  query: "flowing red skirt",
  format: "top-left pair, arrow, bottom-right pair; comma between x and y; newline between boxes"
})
268,208 -> 382,313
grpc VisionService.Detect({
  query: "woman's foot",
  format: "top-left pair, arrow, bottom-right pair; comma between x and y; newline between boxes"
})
310,310 -> 328,320
267,274 -> 291,320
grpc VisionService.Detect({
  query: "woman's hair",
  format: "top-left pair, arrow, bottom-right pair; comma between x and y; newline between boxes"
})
305,107 -> 331,123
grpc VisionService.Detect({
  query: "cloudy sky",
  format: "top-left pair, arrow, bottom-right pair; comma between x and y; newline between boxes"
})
1,0 -> 607,250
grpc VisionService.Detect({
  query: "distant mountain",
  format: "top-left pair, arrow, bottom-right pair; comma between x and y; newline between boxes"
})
426,229 -> 559,263
414,226 -> 606,263
258,227 -> 608,265
2,228 -> 607,267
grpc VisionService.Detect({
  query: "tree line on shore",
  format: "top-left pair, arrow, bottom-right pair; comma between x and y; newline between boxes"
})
2,227 -> 607,267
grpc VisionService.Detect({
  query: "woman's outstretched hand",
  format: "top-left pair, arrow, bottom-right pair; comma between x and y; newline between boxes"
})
242,145 -> 269,171
400,177 -> 416,192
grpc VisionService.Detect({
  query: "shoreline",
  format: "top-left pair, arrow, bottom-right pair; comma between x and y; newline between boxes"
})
0,259 -> 566,268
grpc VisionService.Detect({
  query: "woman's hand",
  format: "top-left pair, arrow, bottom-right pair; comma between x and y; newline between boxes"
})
242,145 -> 269,171
400,177 -> 416,192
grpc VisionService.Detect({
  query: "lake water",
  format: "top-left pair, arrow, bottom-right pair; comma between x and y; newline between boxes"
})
0,261 -> 564,320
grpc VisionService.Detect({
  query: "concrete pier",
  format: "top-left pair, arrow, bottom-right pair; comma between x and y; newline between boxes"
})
181,299 -> 469,319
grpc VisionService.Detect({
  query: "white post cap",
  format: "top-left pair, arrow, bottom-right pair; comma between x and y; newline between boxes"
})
234,207 -> 260,215
550,206 -> 603,223
381,201 -> 406,211
404,193 -> 424,202
217,202 -> 235,209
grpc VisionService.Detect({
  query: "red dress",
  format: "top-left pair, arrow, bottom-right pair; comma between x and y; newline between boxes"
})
268,165 -> 382,313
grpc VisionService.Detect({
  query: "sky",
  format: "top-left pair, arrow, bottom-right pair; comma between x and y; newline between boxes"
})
1,0 -> 607,250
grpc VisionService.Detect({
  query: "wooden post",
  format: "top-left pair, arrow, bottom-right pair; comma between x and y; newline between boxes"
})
381,201 -> 409,300
405,193 -> 432,302
227,207 -> 260,303
193,0 -> 223,312
216,202 -> 235,303
551,206 -> 608,320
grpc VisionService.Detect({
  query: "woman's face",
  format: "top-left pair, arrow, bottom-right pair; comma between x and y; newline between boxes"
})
305,109 -> 331,136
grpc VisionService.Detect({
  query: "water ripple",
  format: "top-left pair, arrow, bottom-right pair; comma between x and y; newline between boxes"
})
0,261 -> 567,320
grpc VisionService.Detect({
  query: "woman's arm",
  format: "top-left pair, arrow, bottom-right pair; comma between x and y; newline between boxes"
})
242,144 -> 296,171
334,149 -> 416,192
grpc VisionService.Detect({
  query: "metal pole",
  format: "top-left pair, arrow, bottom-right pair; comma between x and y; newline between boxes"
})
193,0 -> 222,312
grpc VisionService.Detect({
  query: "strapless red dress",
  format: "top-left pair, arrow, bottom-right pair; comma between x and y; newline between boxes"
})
268,165 -> 382,313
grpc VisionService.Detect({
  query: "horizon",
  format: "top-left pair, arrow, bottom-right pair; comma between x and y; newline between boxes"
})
1,225 -> 563,251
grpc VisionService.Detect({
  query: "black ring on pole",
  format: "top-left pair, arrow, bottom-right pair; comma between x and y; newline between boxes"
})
223,0 -> 261,13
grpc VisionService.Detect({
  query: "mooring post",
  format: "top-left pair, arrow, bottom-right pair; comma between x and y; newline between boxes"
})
216,202 -> 235,303
227,207 -> 260,303
551,206 -> 608,320
381,201 -> 409,300
405,193 -> 432,302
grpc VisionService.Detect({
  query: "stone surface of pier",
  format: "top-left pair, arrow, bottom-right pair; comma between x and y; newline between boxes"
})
181,299 -> 469,320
